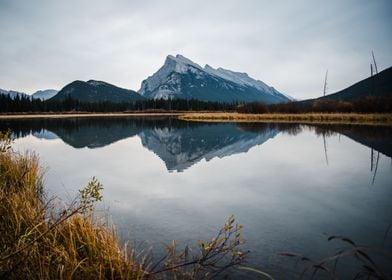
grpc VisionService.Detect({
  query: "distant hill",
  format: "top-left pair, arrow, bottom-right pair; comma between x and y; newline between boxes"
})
307,66 -> 392,103
51,80 -> 145,103
32,89 -> 58,100
0,88 -> 58,100
139,54 -> 292,104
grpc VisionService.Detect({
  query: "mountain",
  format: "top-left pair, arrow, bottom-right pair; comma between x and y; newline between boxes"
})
309,66 -> 392,102
51,80 -> 145,103
32,89 -> 58,100
0,88 -> 30,99
138,54 -> 291,103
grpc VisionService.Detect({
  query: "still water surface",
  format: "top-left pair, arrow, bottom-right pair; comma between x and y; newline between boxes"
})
1,117 -> 391,278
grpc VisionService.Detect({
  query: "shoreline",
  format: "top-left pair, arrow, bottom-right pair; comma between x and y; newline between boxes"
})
0,112 -> 183,119
0,112 -> 392,126
179,112 -> 392,126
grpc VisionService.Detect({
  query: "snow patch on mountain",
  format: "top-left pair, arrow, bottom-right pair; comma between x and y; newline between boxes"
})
139,55 -> 204,98
168,54 -> 203,71
204,65 -> 283,96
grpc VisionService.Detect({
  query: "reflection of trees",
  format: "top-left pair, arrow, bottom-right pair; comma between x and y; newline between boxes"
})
3,118 -> 388,158
310,128 -> 335,166
237,122 -> 391,182
371,150 -> 380,185
311,124 -> 392,158
313,127 -> 337,137
1,118 -> 391,176
0,116 -> 207,137
323,133 -> 329,166
236,123 -> 303,136
238,123 -> 334,166
308,124 -> 392,184
0,117 -> 210,147
300,123 -> 392,152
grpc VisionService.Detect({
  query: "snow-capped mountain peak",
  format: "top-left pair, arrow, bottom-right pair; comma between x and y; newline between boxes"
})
166,54 -> 203,70
138,54 -> 291,103
204,66 -> 269,92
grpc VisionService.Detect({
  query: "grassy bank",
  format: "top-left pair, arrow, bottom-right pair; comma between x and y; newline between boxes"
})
179,113 -> 392,126
0,131 -> 247,279
0,136 -> 144,279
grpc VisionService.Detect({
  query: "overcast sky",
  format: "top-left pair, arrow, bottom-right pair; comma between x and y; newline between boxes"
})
0,0 -> 391,99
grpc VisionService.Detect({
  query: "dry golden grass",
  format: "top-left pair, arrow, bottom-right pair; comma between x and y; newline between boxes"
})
179,113 -> 392,126
0,145 -> 144,279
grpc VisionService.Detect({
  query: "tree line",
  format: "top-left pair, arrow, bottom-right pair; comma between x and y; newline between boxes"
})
1,94 -> 391,113
237,96 -> 392,114
0,94 -> 237,113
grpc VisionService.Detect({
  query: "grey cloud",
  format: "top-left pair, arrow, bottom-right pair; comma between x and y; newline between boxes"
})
0,0 -> 391,99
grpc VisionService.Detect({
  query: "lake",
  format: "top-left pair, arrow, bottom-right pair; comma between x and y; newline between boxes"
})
1,117 -> 391,278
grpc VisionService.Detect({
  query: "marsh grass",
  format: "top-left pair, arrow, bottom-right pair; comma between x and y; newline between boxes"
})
0,148 -> 144,279
179,113 -> 392,126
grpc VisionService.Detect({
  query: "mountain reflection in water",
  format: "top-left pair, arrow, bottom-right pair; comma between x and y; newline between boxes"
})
1,117 -> 391,172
